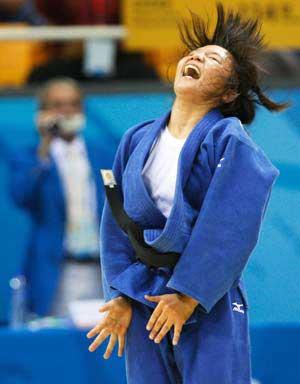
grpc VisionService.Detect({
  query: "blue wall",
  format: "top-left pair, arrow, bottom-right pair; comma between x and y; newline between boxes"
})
0,90 -> 299,326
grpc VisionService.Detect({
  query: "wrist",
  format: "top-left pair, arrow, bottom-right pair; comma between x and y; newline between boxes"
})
115,295 -> 131,305
178,293 -> 199,309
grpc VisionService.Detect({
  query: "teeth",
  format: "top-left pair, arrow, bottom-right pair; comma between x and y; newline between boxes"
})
183,64 -> 200,79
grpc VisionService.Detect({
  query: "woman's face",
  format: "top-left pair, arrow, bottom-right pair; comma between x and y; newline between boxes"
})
174,45 -> 234,105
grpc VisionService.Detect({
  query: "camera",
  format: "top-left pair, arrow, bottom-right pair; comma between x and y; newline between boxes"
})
46,119 -> 61,136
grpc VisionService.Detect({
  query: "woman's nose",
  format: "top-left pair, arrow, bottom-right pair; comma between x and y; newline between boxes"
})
191,52 -> 204,62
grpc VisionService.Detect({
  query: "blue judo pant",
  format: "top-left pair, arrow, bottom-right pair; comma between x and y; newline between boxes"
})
125,288 -> 251,384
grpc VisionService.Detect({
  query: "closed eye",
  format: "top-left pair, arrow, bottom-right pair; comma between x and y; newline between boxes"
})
210,56 -> 221,63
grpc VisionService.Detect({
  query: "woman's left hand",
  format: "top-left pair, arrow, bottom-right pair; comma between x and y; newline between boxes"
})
144,293 -> 198,345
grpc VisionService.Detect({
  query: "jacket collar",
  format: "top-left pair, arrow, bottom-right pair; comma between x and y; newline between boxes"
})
137,106 -> 223,202
123,107 -> 223,244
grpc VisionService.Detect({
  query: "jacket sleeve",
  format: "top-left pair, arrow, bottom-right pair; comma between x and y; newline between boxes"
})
99,129 -> 137,302
166,134 -> 279,313
9,150 -> 52,210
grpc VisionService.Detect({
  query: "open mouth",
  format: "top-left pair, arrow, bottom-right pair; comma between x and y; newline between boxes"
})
182,64 -> 201,79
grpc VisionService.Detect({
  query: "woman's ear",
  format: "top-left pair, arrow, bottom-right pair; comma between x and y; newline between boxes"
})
222,89 -> 240,104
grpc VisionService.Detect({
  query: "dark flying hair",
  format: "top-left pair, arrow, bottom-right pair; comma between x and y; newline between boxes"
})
179,3 -> 289,124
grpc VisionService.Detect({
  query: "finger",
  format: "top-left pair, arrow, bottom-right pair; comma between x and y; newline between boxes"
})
144,294 -> 162,303
118,334 -> 125,357
172,323 -> 183,346
154,321 -> 172,344
86,320 -> 105,339
103,333 -> 118,359
146,302 -> 163,331
88,329 -> 110,352
149,311 -> 168,340
86,325 -> 100,339
98,302 -> 112,313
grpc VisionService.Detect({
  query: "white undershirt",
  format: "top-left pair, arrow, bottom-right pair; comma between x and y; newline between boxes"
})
142,126 -> 187,218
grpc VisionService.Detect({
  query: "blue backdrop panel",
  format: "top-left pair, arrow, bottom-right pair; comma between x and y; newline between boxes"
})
0,90 -> 299,327
245,89 -> 300,325
250,324 -> 300,384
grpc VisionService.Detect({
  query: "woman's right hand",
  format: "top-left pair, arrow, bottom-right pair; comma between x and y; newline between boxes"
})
86,296 -> 132,359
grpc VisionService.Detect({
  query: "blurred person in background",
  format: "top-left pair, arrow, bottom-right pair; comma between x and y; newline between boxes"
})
28,0 -> 119,82
9,78 -> 115,318
35,0 -> 119,25
0,0 -> 46,25
0,0 -> 49,88
28,0 -> 157,83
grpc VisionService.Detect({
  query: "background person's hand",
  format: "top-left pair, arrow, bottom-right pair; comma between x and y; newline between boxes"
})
36,110 -> 61,136
86,296 -> 132,359
36,111 -> 60,159
145,293 -> 198,345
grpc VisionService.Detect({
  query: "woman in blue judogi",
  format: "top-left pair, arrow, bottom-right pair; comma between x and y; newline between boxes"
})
87,4 -> 287,383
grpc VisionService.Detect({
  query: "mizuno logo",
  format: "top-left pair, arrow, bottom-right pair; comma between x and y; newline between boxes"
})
232,302 -> 244,314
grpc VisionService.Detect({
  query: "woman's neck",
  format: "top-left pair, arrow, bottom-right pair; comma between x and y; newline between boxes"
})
168,97 -> 214,139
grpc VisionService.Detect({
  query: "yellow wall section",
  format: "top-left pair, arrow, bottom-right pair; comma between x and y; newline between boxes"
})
123,0 -> 300,50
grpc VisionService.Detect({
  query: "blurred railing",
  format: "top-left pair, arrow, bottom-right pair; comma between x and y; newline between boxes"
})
0,24 -> 127,87
0,25 -> 127,41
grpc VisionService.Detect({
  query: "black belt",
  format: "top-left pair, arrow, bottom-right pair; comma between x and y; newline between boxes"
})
64,252 -> 99,264
100,169 -> 180,268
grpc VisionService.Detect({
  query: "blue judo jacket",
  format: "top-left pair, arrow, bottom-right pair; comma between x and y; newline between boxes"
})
100,108 -> 279,383
10,137 -> 115,316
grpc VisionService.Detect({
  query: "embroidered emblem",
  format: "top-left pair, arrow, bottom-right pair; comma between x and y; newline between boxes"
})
100,169 -> 117,187
232,302 -> 244,314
